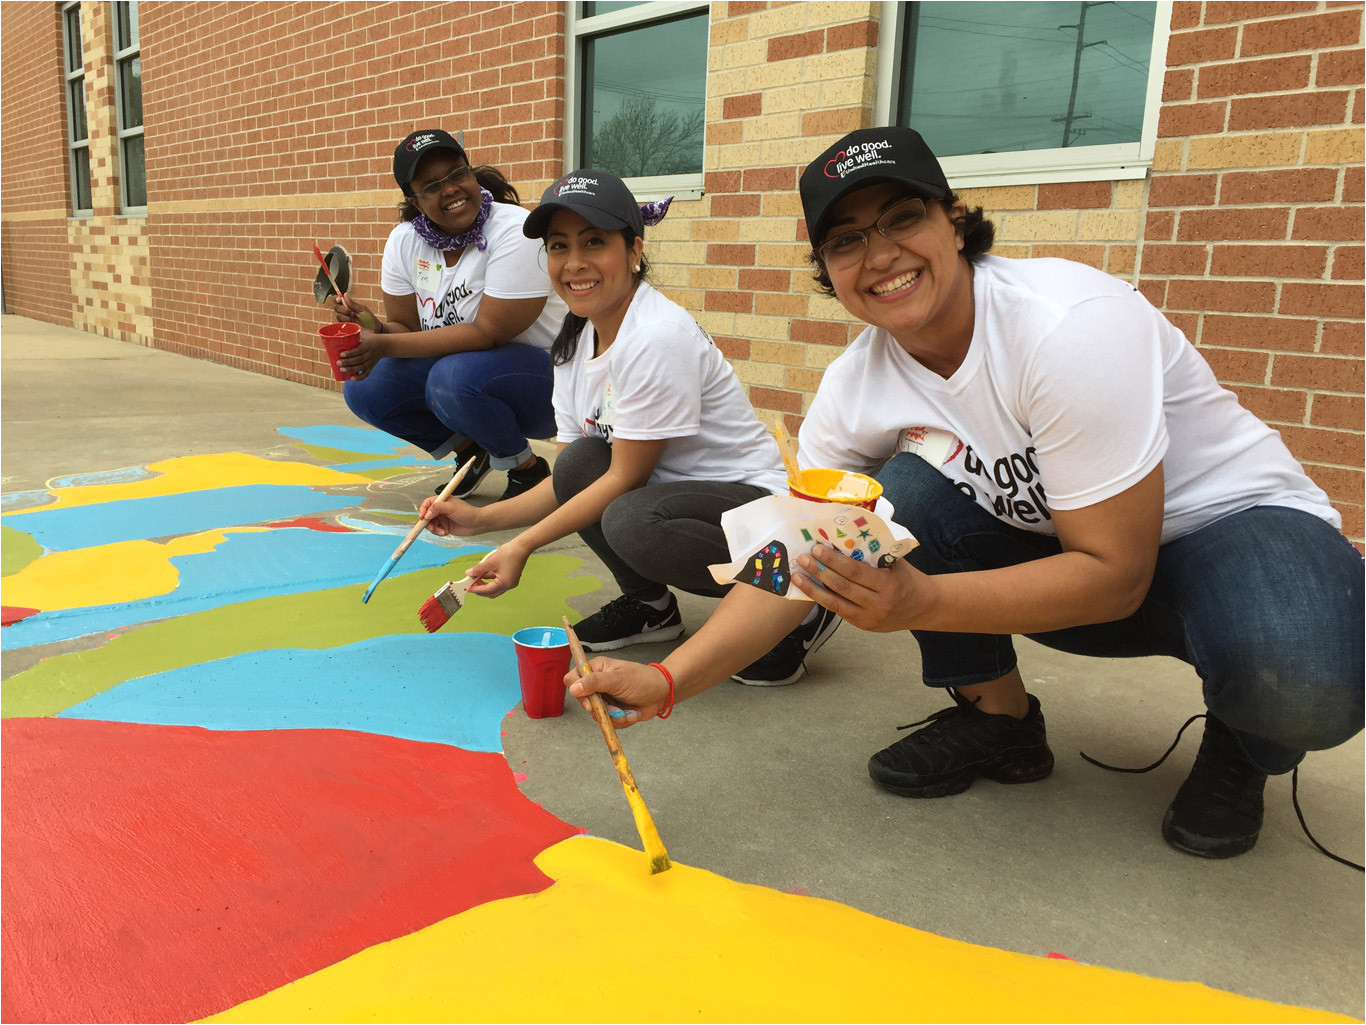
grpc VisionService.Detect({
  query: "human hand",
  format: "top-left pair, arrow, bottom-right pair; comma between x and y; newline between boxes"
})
564,657 -> 671,728
326,292 -> 373,324
463,544 -> 529,598
792,542 -> 922,632
335,327 -> 387,379
418,495 -> 485,537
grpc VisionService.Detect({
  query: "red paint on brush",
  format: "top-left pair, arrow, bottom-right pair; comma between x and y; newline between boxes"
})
0,606 -> 40,626
1,718 -> 579,1024
267,516 -> 354,533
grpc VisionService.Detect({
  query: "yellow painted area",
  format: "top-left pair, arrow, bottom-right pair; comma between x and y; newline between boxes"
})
206,837 -> 1349,1024
1,529 -> 256,610
6,453 -> 370,514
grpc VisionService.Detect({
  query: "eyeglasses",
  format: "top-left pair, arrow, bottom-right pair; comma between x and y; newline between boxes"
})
816,197 -> 931,270
414,164 -> 472,198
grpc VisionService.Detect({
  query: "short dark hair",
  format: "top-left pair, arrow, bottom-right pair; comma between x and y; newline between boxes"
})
806,192 -> 995,296
398,164 -> 521,222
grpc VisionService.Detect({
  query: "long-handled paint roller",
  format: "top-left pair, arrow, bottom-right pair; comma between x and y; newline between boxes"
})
563,617 -> 672,875
361,454 -> 476,604
312,244 -> 381,332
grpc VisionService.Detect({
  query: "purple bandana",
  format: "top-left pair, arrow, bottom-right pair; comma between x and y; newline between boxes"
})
412,188 -> 494,251
639,196 -> 673,228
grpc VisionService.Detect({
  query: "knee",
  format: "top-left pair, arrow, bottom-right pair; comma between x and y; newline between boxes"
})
552,437 -> 612,504
343,377 -> 379,422
600,493 -> 653,566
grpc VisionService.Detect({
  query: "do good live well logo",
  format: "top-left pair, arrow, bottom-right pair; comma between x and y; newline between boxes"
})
824,138 -> 895,179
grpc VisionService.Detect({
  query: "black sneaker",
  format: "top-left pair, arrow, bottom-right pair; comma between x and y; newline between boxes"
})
436,444 -> 491,498
1162,715 -> 1267,859
575,593 -> 685,652
868,690 -> 1054,798
731,606 -> 841,687
499,456 -> 550,501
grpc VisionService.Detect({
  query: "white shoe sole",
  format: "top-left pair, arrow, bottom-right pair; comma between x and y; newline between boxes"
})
579,622 -> 685,653
731,614 -> 841,687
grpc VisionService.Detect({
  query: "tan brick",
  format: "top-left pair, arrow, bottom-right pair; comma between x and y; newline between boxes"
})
734,313 -> 792,342
1153,139 -> 1186,172
752,339 -> 806,365
1114,181 -> 1146,208
748,5 -> 811,37
725,39 -> 769,69
717,141 -> 764,168
785,366 -> 826,392
820,78 -> 868,108
756,242 -> 812,267
1107,245 -> 1137,276
1280,282 -> 1365,318
738,219 -> 797,242
689,217 -> 740,245
805,2 -> 878,27
802,107 -> 865,137
1209,244 -> 1328,278
803,49 -> 871,81
689,266 -> 739,289
956,185 -> 1037,212
1079,210 -> 1142,241
999,211 -> 1076,242
1305,128 -> 1366,165
708,121 -> 744,146
763,83 -> 823,114
1034,244 -> 1105,269
805,343 -> 849,370
733,360 -> 787,386
755,291 -> 808,317
710,18 -> 748,46
745,112 -> 803,141
760,138 -> 829,166
1187,133 -> 1303,169
762,191 -> 805,218
695,310 -> 736,337
706,68 -> 748,96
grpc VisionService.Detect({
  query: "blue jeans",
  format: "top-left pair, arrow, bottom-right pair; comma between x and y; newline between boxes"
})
877,452 -> 1365,774
343,344 -> 554,469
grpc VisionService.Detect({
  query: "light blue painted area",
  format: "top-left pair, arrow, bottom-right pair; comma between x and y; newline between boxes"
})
277,424 -> 412,456
2,528 -> 489,650
1,490 -> 54,512
59,634 -> 520,752
1,485 -> 358,551
49,466 -> 157,489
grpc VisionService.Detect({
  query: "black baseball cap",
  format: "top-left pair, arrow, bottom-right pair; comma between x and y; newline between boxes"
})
393,129 -> 467,195
523,169 -> 644,239
800,127 -> 951,246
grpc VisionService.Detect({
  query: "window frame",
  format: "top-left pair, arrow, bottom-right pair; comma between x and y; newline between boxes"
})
873,0 -> 1172,188
111,0 -> 145,214
61,0 -> 92,216
565,0 -> 709,201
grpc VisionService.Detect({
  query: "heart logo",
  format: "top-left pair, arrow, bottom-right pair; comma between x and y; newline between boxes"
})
823,151 -> 847,178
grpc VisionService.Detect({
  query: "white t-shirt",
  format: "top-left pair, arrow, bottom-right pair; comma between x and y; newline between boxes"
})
800,255 -> 1339,544
553,282 -> 789,494
380,202 -> 567,349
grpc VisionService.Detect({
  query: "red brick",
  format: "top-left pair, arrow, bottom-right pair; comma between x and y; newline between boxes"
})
714,335 -> 751,361
1278,424 -> 1365,466
1140,244 -> 1208,276
1205,0 -> 1316,22
1318,47 -> 1365,87
1036,181 -> 1112,210
1033,245 -> 1105,269
1303,463 -> 1365,506
1292,207 -> 1366,242
739,268 -> 791,292
1241,10 -> 1363,55
1310,392 -> 1365,430
1177,208 -> 1290,241
1168,279 -> 1277,313
1346,166 -> 1365,203
1149,173 -> 1219,207
1166,27 -> 1238,66
1228,384 -> 1309,424
767,29 -> 824,62
790,319 -> 850,345
1164,68 -> 1195,102
706,243 -> 755,266
723,92 -> 762,120
1228,91 -> 1350,130
727,1 -> 767,15
1170,1 -> 1202,30
1167,311 -> 1201,339
1209,244 -> 1327,278
742,166 -> 797,192
1146,210 -> 1176,241
1138,278 -> 1168,307
1270,352 -> 1363,390
748,386 -> 803,413
782,412 -> 806,437
704,289 -> 753,313
1198,55 -> 1312,97
1200,345 -> 1272,383
1322,320 -> 1366,355
706,171 -> 743,194
1219,168 -> 1339,205
1280,282 -> 1365,317
1332,245 -> 1365,280
1158,100 -> 1227,137
1203,314 -> 1320,351
826,20 -> 878,51
711,193 -> 762,217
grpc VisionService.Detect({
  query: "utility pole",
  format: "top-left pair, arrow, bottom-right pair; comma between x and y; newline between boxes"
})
1057,1 -> 1110,147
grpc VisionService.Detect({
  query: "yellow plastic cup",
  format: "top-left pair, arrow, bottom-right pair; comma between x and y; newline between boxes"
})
789,468 -> 883,511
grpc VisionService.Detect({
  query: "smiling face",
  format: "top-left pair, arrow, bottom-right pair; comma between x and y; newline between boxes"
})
544,209 -> 644,349
819,182 -> 975,375
408,150 -> 481,237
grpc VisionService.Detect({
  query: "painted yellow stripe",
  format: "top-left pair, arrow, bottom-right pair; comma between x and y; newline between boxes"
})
205,836 -> 1350,1024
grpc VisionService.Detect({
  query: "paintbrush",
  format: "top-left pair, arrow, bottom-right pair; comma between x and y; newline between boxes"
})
418,575 -> 476,632
563,616 -> 672,875
312,244 -> 380,331
361,454 -> 476,604
774,420 -> 801,485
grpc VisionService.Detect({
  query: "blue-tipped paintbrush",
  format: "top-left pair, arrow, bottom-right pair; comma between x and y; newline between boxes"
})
361,454 -> 476,604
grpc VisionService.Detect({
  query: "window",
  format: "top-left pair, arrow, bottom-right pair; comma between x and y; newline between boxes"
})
875,1 -> 1171,187
62,1 -> 91,214
566,1 -> 709,198
112,0 -> 144,211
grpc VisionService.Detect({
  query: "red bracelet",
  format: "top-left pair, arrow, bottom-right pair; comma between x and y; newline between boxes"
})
649,662 -> 675,719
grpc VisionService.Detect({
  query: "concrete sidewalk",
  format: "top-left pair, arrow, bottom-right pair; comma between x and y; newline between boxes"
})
2,314 -> 1362,1018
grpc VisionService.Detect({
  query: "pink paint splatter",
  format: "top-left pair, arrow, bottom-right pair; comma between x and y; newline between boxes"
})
513,773 -> 529,783
1046,952 -> 1076,961
266,517 -> 353,533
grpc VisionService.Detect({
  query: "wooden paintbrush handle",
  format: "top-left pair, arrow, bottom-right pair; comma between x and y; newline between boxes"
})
390,453 -> 475,558
564,622 -> 642,793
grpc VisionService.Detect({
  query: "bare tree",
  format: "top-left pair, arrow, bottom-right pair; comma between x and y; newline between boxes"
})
589,94 -> 704,177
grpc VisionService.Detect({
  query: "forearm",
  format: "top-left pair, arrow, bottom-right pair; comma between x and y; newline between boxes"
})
470,477 -> 559,532
505,471 -> 639,560
661,587 -> 811,701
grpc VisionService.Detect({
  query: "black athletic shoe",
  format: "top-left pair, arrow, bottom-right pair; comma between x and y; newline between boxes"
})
436,444 -> 491,498
499,456 -> 551,501
575,593 -> 685,653
1162,715 -> 1267,859
868,690 -> 1054,798
731,606 -> 841,686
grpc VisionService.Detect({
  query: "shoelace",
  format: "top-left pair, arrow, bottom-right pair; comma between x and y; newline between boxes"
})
896,688 -> 979,733
1081,713 -> 1363,872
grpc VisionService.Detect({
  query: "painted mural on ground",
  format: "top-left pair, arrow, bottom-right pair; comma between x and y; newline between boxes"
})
0,428 -> 1349,1024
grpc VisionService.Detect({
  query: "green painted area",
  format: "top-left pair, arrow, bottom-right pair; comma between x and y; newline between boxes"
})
293,442 -> 381,464
1,525 -> 44,578
1,553 -> 601,719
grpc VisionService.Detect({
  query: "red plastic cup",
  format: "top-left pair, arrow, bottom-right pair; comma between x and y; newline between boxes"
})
317,322 -> 361,381
512,627 -> 571,718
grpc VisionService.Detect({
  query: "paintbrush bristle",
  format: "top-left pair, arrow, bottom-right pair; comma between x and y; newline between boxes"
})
649,852 -> 672,875
418,580 -> 465,633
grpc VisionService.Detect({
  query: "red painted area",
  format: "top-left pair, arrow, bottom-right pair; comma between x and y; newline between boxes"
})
0,606 -> 40,626
1046,952 -> 1077,961
267,516 -> 353,532
1,718 -> 578,1023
